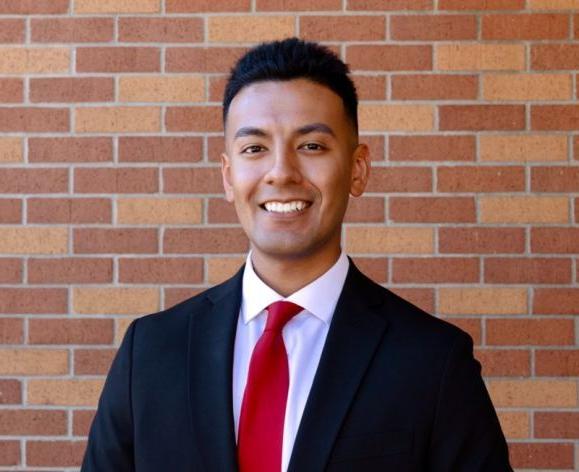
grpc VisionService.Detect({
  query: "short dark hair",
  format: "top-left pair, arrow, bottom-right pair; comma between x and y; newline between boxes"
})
223,37 -> 359,133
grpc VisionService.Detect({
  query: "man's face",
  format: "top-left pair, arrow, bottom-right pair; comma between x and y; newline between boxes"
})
221,78 -> 369,265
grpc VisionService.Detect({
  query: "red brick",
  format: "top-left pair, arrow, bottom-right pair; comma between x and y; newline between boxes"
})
166,0 -> 250,11
392,15 -> 476,40
165,287 -> 203,308
30,78 -> 113,103
0,318 -> 22,344
487,319 -> 575,346
389,135 -> 475,162
76,47 -> 160,73
258,0 -> 340,10
363,135 -> 386,161
437,166 -> 525,192
28,258 -> 112,284
351,257 -> 388,284
0,380 -> 21,404
27,440 -> 86,467
0,410 -> 66,435
73,409 -> 95,436
475,349 -> 530,377
164,228 -> 249,254
367,167 -> 432,193
345,197 -> 385,223
347,45 -> 432,71
207,135 -> 226,162
0,0 -> 69,14
209,75 -> 227,102
0,107 -> 68,132
0,199 -> 21,223
440,227 -> 525,254
482,14 -> 568,40
166,106 -> 221,132
485,258 -> 571,284
0,19 -> 24,43
440,105 -> 525,131
534,289 -> 579,315
119,257 -> 203,284
74,349 -> 115,375
536,350 -> 579,376
390,197 -> 475,223
390,288 -> 435,313
29,319 -> 113,345
439,0 -> 524,8
535,412 -> 579,439
391,75 -> 477,100
532,166 -> 579,192
0,78 -> 23,103
29,137 -> 112,163
208,198 -> 238,224
31,17 -> 113,43
119,137 -> 202,163
532,44 -> 579,70
119,17 -> 203,42
0,289 -> 67,314
301,15 -> 385,41
0,440 -> 19,465
74,228 -> 158,254
509,443 -> 574,470
163,167 -> 223,193
392,257 -> 479,283
166,47 -> 247,73
352,75 -> 386,101
0,169 -> 67,194
28,198 -> 111,224
532,105 -> 579,130
532,228 -> 579,254
576,136 -> 579,160
74,168 -> 158,194
348,0 -> 431,9
0,259 -> 22,283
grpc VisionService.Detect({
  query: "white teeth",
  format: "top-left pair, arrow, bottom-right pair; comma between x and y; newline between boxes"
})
264,201 -> 308,213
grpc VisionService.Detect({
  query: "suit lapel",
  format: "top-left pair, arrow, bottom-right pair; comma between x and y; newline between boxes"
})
288,261 -> 389,472
188,267 -> 244,472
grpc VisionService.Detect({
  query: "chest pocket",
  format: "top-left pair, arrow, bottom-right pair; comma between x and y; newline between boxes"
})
329,430 -> 412,463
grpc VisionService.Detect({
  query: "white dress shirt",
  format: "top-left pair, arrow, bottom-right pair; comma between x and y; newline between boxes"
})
232,250 -> 349,472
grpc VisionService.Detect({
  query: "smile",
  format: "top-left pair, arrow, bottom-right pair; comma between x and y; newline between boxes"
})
262,200 -> 311,213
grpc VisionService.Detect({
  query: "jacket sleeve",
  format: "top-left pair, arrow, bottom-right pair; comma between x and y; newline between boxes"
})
428,332 -> 513,472
81,319 -> 137,471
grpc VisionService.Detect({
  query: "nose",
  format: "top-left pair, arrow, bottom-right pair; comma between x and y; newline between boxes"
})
264,143 -> 302,185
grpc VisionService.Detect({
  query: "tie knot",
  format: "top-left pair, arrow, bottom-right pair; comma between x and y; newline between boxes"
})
265,301 -> 303,332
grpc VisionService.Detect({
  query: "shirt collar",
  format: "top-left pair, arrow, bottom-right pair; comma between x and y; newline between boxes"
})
241,250 -> 349,325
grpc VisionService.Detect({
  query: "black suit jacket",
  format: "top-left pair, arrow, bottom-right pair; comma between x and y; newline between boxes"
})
82,260 -> 512,471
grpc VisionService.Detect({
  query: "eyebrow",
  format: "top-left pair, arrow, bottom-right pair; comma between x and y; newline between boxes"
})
233,122 -> 336,140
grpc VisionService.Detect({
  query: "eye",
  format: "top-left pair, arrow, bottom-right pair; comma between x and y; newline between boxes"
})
300,142 -> 326,152
241,144 -> 266,154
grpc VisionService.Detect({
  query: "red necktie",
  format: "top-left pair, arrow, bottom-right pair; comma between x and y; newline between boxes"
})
238,301 -> 303,472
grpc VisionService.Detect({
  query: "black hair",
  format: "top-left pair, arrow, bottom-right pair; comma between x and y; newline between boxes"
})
222,37 -> 358,133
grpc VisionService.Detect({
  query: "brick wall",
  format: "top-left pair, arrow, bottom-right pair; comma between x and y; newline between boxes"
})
0,0 -> 578,470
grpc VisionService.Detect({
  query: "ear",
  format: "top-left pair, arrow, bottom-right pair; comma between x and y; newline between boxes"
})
221,152 -> 235,202
349,143 -> 370,197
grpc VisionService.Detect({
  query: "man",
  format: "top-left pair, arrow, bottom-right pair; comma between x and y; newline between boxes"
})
82,37 -> 512,471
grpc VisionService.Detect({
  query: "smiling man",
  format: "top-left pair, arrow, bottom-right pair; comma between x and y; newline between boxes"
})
82,38 -> 512,472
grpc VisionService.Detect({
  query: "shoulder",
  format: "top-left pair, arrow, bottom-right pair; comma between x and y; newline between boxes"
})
130,264 -> 245,337
348,260 -> 472,348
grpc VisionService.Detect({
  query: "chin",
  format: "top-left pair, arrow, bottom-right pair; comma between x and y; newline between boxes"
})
252,236 -> 318,260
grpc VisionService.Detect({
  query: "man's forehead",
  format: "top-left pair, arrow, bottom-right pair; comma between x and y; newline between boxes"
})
232,123 -> 337,140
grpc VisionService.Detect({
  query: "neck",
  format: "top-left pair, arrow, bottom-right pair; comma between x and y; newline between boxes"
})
250,247 -> 342,297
